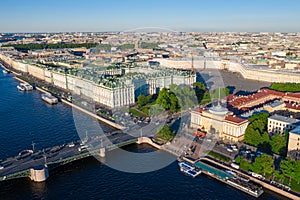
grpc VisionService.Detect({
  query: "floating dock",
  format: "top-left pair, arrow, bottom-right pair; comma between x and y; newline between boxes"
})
180,160 -> 264,198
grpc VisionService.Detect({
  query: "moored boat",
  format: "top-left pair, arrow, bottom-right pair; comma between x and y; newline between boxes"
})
17,83 -> 33,91
17,85 -> 25,91
41,93 -> 58,105
178,162 -> 202,178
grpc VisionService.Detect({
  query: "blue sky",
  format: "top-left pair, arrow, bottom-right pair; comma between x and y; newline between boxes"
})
0,0 -> 299,32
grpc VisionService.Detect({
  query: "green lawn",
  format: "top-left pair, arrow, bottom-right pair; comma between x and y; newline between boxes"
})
208,151 -> 231,163
129,108 -> 147,117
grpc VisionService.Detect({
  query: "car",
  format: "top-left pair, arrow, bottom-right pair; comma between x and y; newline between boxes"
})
0,165 -> 4,170
232,146 -> 238,151
231,163 -> 240,169
227,148 -> 233,152
68,143 -> 75,148
78,145 -> 89,152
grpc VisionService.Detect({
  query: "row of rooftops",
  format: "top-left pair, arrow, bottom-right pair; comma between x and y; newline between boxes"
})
269,114 -> 300,124
227,88 -> 300,109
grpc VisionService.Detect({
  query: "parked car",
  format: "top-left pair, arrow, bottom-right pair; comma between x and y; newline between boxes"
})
231,163 -> 240,169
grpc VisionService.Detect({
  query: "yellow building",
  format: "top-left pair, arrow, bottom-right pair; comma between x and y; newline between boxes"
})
288,127 -> 300,160
191,104 -> 249,143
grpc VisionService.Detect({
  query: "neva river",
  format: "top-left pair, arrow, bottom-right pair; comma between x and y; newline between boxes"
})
0,67 -> 285,200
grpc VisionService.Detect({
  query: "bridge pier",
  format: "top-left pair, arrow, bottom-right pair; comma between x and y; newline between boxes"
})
99,147 -> 106,158
30,166 -> 49,182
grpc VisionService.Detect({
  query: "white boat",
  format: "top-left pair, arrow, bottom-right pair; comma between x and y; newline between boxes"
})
19,83 -> 33,91
42,93 -> 58,105
178,162 -> 201,178
17,83 -> 33,91
22,83 -> 33,91
17,85 -> 25,91
2,69 -> 8,74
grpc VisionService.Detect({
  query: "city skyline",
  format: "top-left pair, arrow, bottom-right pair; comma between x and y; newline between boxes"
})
1,0 -> 300,33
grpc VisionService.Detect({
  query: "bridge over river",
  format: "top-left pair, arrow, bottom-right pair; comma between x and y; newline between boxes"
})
0,121 -> 164,182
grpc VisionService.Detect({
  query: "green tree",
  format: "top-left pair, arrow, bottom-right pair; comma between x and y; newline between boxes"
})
294,161 -> 300,184
210,88 -> 230,100
270,83 -> 300,92
193,82 -> 206,91
244,125 -> 263,146
149,104 -> 165,116
156,125 -> 175,141
258,132 -> 272,152
137,95 -> 149,108
156,88 -> 171,110
244,112 -> 270,147
261,132 -> 270,143
280,159 -> 295,185
274,171 -> 285,183
251,154 -> 274,176
169,93 -> 180,112
170,84 -> 197,109
200,91 -> 211,104
270,134 -> 287,156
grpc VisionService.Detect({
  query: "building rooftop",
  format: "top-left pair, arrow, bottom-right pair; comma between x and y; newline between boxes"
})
268,100 -> 284,108
269,114 -> 300,124
285,103 -> 300,111
290,126 -> 300,135
225,115 -> 248,124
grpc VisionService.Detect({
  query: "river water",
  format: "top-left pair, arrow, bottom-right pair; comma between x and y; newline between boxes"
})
0,68 -> 285,200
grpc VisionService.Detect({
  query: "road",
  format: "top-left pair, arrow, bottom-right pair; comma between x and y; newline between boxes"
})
0,119 -> 166,179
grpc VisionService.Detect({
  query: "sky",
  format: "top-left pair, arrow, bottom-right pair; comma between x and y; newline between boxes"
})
0,0 -> 300,33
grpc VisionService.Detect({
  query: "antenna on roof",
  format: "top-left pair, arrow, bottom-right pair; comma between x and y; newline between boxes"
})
217,87 -> 221,107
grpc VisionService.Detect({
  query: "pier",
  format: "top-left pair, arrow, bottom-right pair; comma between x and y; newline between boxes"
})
180,156 -> 300,199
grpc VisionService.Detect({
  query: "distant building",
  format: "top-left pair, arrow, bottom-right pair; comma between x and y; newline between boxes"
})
288,127 -> 300,160
267,114 -> 300,134
227,88 -> 300,113
263,100 -> 285,113
191,103 -> 249,143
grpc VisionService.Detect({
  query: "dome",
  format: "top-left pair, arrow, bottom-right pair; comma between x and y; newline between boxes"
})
209,102 -> 228,116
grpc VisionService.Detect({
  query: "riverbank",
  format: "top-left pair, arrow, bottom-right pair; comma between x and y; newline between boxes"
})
181,156 -> 300,200
1,64 -> 125,130
1,64 -> 298,200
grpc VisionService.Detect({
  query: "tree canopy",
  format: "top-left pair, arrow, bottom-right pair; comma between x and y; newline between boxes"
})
244,112 -> 270,146
156,125 -> 175,141
270,83 -> 300,92
156,88 -> 180,113
270,133 -> 287,156
244,112 -> 288,156
251,154 -> 274,176
137,95 -> 150,108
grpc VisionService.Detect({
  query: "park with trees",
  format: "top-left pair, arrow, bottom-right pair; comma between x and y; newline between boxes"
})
243,112 -> 288,156
270,82 -> 300,92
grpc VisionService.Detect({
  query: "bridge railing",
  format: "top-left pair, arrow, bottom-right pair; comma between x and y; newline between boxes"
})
0,169 -> 30,181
